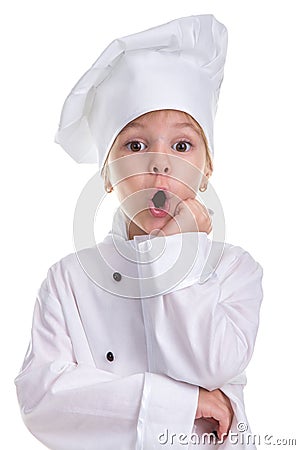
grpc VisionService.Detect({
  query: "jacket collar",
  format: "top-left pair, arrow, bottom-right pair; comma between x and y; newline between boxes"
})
102,205 -> 220,297
110,205 -> 131,241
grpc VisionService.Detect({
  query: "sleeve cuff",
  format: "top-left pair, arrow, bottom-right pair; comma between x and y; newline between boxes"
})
137,372 -> 198,448
133,231 -> 212,297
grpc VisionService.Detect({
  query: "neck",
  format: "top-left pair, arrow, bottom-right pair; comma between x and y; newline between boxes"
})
127,219 -> 147,240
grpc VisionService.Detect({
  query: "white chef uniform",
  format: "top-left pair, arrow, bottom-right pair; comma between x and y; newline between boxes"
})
14,205 -> 263,449
15,13 -> 264,450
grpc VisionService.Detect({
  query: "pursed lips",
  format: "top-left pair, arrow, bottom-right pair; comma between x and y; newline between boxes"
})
151,190 -> 167,208
148,188 -> 170,217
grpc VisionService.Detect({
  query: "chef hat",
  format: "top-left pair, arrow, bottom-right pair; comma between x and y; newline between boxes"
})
55,14 -> 228,170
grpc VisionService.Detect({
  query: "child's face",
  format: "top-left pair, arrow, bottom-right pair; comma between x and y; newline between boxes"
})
106,109 -> 211,238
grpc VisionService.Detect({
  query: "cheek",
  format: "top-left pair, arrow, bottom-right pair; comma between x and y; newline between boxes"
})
173,168 -> 202,195
171,155 -> 204,188
119,176 -> 143,195
107,153 -> 147,187
114,176 -> 146,203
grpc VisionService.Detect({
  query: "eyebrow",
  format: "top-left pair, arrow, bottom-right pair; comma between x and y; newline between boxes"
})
119,121 -> 201,136
173,122 -> 201,136
119,123 -> 144,134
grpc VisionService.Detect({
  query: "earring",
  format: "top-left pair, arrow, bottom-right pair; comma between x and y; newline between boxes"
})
199,185 -> 207,192
105,186 -> 113,193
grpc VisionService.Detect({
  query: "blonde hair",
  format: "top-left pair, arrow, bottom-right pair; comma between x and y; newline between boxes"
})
101,109 -> 213,182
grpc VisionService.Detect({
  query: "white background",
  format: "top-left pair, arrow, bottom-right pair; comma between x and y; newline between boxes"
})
1,0 -> 299,448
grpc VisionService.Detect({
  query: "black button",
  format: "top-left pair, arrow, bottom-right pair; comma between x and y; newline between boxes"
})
106,351 -> 114,362
113,272 -> 122,282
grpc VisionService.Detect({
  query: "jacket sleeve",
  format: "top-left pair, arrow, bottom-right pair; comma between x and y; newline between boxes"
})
14,275 -> 198,450
135,233 -> 264,391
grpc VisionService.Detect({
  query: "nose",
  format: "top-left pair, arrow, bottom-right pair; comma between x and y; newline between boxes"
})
152,165 -> 169,174
148,142 -> 171,174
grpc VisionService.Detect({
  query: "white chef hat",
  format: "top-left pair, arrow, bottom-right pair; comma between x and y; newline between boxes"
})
55,14 -> 228,170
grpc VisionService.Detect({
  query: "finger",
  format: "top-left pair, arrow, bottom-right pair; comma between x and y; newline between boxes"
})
217,409 -> 231,440
174,201 -> 185,216
184,199 -> 211,230
204,405 -> 230,440
224,397 -> 234,416
203,417 -> 219,426
219,393 -> 235,424
215,389 -> 233,411
195,200 -> 210,216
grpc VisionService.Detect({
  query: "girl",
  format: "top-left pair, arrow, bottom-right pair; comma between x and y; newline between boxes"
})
14,14 -> 263,449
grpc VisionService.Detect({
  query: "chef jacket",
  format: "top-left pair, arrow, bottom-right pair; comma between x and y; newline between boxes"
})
14,205 -> 264,449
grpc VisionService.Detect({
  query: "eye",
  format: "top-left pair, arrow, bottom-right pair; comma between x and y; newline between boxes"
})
172,141 -> 192,152
125,141 -> 147,152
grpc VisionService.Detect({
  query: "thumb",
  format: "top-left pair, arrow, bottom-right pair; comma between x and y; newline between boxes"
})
174,200 -> 186,216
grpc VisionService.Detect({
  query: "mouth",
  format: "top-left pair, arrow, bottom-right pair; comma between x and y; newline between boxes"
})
148,189 -> 170,218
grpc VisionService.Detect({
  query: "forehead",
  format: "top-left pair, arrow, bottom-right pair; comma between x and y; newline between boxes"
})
118,109 -> 201,136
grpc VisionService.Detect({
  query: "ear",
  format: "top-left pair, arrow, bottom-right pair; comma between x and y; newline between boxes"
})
204,154 -> 213,179
104,175 -> 113,193
102,164 -> 113,192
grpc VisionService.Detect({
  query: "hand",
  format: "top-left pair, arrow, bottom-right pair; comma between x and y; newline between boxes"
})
195,387 -> 234,441
160,198 -> 212,236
